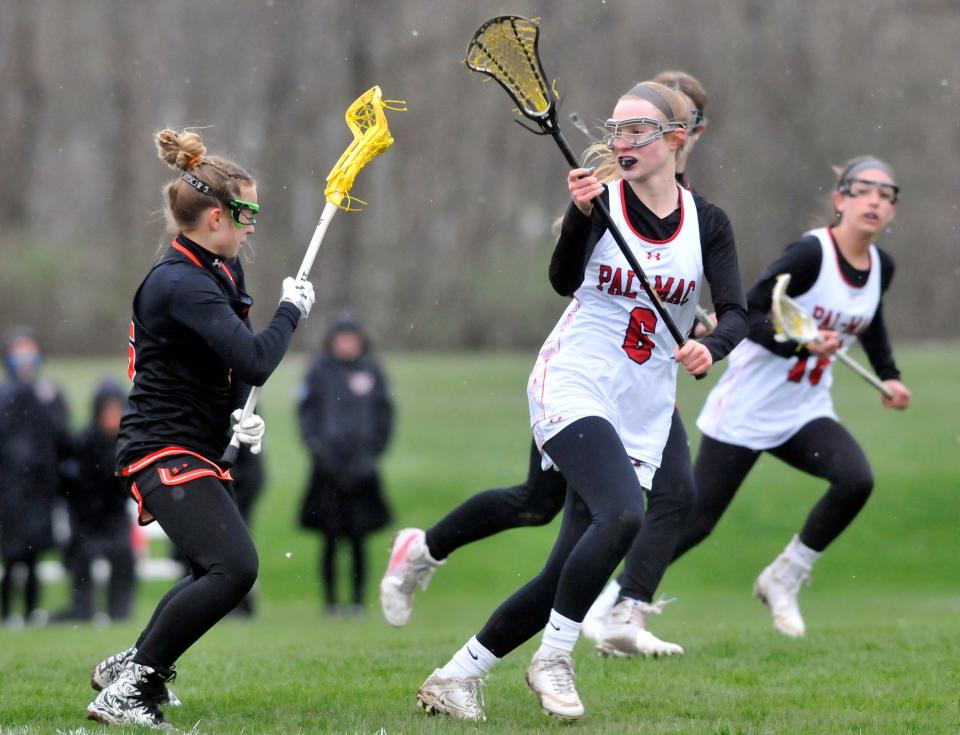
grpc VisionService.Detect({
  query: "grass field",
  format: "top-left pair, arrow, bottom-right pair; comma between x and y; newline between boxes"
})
1,344 -> 958,733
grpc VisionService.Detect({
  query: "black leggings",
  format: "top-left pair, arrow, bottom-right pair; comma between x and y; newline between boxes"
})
322,532 -> 365,606
424,441 -> 567,561
477,417 -> 645,658
674,417 -> 874,561
1,552 -> 40,619
617,409 -> 695,601
133,474 -> 258,673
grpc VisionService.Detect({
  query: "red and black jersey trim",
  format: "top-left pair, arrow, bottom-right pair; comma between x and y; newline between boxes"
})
122,446 -> 233,526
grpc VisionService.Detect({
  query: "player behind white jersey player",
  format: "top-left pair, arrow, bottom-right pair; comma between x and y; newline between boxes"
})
414,80 -> 747,723
381,72 -> 730,662
682,156 -> 910,637
584,69 -> 723,658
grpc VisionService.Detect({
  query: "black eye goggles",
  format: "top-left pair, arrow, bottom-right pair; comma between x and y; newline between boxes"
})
179,171 -> 259,227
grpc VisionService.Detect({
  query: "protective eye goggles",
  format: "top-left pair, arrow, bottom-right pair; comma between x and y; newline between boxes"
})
179,171 -> 260,227
603,117 -> 686,148
690,108 -> 708,134
837,177 -> 900,205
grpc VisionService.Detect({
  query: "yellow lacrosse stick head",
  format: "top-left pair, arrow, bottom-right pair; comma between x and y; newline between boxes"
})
324,86 -> 406,211
771,273 -> 820,344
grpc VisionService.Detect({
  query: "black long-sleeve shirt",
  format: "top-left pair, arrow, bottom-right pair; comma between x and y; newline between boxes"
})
549,184 -> 748,362
745,233 -> 899,380
116,235 -> 300,468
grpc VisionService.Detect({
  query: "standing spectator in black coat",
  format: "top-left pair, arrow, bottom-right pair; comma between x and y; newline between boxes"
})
0,326 -> 70,628
56,379 -> 136,623
298,313 -> 393,615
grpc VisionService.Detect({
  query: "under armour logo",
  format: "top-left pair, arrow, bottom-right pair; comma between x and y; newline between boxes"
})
646,251 -> 662,261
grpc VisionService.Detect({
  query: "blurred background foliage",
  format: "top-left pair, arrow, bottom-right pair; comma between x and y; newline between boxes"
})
0,0 -> 957,355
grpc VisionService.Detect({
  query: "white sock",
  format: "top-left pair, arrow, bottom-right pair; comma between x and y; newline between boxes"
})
783,535 -> 821,570
437,636 -> 498,679
536,609 -> 581,656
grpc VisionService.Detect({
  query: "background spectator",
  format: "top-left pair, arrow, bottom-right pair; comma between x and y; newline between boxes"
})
55,378 -> 136,623
0,326 -> 70,628
298,313 -> 393,616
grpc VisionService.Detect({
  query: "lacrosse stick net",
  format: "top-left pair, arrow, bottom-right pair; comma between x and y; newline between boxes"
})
771,274 -> 820,344
324,85 -> 406,211
770,273 -> 893,397
465,16 -> 557,126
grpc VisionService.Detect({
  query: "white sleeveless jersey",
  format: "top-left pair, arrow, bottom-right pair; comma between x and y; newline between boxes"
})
529,182 -> 703,471
697,227 -> 881,450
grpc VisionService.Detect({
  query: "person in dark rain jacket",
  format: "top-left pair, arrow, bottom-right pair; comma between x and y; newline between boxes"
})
0,326 -> 70,628
298,313 -> 393,615
56,379 -> 136,623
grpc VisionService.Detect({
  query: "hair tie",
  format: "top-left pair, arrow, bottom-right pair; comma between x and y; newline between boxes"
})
186,155 -> 203,168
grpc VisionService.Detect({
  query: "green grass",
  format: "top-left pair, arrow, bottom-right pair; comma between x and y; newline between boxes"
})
1,344 -> 958,733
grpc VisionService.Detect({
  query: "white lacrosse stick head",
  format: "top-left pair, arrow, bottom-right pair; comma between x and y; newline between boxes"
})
771,273 -> 820,344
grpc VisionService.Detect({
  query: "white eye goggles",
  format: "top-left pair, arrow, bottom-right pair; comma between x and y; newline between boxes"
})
603,117 -> 686,148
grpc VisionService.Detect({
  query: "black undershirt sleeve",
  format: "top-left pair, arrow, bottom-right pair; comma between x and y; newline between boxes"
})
549,196 -> 608,296
695,200 -> 748,362
859,249 -> 900,380
746,237 -> 823,358
168,271 -> 300,386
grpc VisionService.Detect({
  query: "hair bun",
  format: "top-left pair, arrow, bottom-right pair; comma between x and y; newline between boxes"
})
155,128 -> 208,171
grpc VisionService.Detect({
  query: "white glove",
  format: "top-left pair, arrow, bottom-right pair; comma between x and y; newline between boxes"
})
230,409 -> 265,455
280,277 -> 315,319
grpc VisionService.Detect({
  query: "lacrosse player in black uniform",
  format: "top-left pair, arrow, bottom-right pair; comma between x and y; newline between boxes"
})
382,71 -> 718,660
414,80 -> 746,723
85,128 -> 314,728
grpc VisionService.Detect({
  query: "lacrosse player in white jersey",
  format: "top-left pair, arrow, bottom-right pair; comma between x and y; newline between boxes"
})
383,71 -> 722,663
415,80 -> 747,723
684,156 -> 911,637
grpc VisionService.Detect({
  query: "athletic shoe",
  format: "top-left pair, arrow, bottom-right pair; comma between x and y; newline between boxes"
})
416,669 -> 486,722
85,662 -> 175,729
753,554 -> 811,637
581,579 -> 621,642
595,598 -> 684,658
91,647 -> 181,707
525,649 -> 584,720
379,528 -> 443,627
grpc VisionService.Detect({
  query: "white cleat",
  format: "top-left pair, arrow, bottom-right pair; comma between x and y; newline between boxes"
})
379,528 -> 443,627
85,662 -> 175,730
753,554 -> 811,637
416,669 -> 486,722
595,598 -> 684,658
581,578 -> 621,643
91,646 -> 181,707
525,649 -> 585,720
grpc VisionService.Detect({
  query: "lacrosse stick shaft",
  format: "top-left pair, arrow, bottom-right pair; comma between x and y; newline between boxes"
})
695,305 -> 715,332
221,201 -> 340,464
552,130 -> 689,349
835,350 -> 894,398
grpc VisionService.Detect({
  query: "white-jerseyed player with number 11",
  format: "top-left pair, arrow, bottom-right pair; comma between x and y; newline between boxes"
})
684,156 -> 911,637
